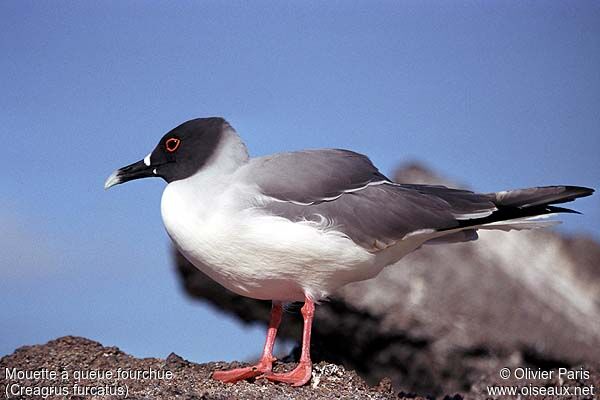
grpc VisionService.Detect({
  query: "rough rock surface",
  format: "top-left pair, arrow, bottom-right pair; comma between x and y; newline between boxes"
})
175,162 -> 600,397
0,336 -> 415,400
2,337 -> 598,399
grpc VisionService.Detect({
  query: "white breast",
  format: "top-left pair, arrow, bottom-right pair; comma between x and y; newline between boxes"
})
161,178 -> 383,302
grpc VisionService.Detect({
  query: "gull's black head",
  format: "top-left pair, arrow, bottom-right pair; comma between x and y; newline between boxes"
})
104,117 -> 227,189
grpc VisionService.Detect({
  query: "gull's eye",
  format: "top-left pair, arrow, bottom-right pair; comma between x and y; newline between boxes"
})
165,138 -> 181,153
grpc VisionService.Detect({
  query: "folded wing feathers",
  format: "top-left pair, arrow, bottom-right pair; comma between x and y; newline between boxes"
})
248,150 -> 593,251
491,186 -> 594,208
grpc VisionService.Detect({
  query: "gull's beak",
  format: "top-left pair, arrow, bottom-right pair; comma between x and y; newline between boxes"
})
104,159 -> 155,190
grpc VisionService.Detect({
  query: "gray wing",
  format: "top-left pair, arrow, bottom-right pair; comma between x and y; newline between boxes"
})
249,149 -> 390,204
245,150 -> 497,251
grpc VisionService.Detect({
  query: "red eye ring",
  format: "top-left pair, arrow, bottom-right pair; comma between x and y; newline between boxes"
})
165,138 -> 181,153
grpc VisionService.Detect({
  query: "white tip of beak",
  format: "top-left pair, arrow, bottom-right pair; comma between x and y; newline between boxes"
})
104,170 -> 121,190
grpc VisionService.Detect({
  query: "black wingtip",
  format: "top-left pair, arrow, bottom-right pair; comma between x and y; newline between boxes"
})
542,185 -> 595,206
547,205 -> 582,215
563,185 -> 594,198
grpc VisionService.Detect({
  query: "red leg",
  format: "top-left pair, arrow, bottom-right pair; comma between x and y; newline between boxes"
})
260,297 -> 314,386
212,301 -> 283,383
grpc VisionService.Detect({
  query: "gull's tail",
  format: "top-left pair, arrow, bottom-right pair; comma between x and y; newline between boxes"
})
467,185 -> 594,231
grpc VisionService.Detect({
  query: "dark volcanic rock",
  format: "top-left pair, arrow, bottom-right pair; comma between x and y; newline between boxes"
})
0,336 -> 415,400
2,337 -> 599,399
174,162 -> 600,397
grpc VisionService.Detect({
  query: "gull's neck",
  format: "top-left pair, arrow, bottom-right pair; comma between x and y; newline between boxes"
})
191,125 -> 249,182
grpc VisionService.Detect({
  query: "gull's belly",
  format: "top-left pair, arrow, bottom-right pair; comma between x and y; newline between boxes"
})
161,186 -> 377,301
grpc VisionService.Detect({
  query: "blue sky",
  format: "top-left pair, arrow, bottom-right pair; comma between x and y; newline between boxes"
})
1,1 -> 598,363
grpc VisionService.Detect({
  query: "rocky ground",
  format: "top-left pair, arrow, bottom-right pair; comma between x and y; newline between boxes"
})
1,336 -> 598,399
0,336 -> 413,400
